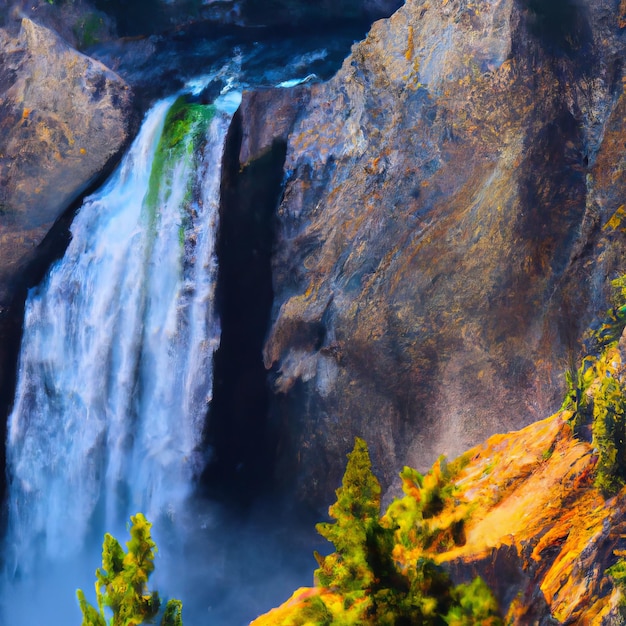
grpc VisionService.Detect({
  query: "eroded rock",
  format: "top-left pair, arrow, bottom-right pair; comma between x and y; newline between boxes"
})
0,17 -> 133,304
250,410 -> 626,624
264,0 -> 626,508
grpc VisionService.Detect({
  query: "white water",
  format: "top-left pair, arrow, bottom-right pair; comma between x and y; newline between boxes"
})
2,95 -> 235,624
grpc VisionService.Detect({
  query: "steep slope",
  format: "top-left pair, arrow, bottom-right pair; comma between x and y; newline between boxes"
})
251,405 -> 626,624
252,290 -> 626,624
264,0 -> 626,507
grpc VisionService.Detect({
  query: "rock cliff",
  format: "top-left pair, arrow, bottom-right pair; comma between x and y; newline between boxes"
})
250,408 -> 626,624
251,317 -> 626,623
0,17 -> 133,305
263,0 -> 626,508
248,297 -> 626,623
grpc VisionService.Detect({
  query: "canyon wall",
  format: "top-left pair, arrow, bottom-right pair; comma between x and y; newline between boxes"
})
261,0 -> 626,507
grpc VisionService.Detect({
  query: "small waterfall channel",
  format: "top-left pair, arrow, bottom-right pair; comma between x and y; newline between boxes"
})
1,87 -> 239,624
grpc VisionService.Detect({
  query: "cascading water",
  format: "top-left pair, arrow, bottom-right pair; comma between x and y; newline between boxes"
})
0,24 -> 376,620
1,89 -> 238,624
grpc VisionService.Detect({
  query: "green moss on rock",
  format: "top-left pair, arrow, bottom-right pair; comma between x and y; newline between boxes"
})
144,97 -> 215,230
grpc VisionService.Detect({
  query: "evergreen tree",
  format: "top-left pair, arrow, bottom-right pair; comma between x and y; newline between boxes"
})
77,513 -> 183,626
306,438 -> 502,625
314,437 -> 385,593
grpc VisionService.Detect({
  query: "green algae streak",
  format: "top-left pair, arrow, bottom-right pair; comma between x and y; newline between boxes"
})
144,97 -> 216,231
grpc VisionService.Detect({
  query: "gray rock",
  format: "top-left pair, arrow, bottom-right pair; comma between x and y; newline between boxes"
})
0,18 -> 133,304
262,0 -> 626,508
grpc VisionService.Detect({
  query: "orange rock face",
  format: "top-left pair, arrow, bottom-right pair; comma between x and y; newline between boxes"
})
441,413 -> 623,624
263,0 -> 626,508
251,411 -> 626,624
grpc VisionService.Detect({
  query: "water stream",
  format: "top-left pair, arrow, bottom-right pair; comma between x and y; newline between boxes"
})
2,90 -> 236,624
0,19 -> 377,621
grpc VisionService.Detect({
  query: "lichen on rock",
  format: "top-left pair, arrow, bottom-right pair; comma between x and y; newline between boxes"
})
0,17 -> 133,304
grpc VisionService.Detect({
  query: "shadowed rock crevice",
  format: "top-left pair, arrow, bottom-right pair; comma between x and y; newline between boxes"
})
201,104 -> 288,506
522,0 -> 593,56
93,0 -> 403,36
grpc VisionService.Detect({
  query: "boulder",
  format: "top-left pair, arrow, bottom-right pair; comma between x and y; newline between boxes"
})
0,18 -> 133,305
263,0 -> 626,508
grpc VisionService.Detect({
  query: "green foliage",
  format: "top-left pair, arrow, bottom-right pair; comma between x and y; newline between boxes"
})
562,274 -> 626,496
592,368 -> 626,495
607,552 -> 626,617
608,556 -> 626,587
74,13 -> 106,48
308,438 -> 502,625
298,596 -> 333,626
561,358 -> 594,433
445,577 -> 502,626
77,589 -> 106,626
161,599 -> 183,626
593,276 -> 626,351
565,345 -> 626,496
314,437 -> 386,593
77,513 -> 183,626
385,458 -> 467,554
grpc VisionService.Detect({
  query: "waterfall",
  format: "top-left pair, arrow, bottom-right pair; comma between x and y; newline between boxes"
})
2,92 -> 236,623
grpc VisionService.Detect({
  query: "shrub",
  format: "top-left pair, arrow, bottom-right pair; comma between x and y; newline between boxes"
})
563,274 -> 626,496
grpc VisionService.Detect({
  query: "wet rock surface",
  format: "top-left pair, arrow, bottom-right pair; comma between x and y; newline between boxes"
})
263,0 -> 626,508
86,19 -> 376,109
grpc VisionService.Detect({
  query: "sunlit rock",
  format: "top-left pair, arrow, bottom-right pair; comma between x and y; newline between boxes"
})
264,0 -> 626,508
0,18 -> 133,304
251,409 -> 626,624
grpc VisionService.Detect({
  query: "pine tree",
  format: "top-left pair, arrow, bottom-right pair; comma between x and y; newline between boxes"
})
308,438 -> 503,625
314,437 -> 384,593
77,513 -> 183,626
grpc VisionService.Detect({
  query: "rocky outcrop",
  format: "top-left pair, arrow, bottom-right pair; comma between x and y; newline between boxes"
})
0,17 -> 133,305
440,413 -> 621,624
262,0 -> 626,508
252,315 -> 626,622
238,87 -> 312,167
250,410 -> 626,624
